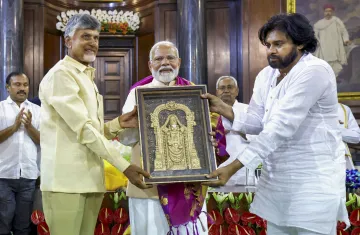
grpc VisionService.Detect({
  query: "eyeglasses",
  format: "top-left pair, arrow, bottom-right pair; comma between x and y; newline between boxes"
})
152,55 -> 178,63
217,85 -> 236,92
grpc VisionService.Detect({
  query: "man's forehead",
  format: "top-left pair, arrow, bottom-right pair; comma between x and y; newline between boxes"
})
11,75 -> 28,82
153,45 -> 177,56
265,30 -> 289,42
219,78 -> 236,86
75,28 -> 99,36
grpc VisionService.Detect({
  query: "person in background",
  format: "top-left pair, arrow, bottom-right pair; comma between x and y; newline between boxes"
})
338,103 -> 360,169
0,72 -> 41,235
314,3 -> 351,78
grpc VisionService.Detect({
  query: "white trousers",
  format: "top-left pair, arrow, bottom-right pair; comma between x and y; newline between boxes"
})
129,198 -> 208,235
267,222 -> 336,235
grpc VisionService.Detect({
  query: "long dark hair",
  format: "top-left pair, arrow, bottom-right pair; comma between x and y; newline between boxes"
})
258,13 -> 318,53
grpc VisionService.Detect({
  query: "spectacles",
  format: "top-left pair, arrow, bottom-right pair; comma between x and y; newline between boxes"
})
217,85 -> 236,91
152,55 -> 178,63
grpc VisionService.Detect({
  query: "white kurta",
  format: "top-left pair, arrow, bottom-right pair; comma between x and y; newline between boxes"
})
222,53 -> 349,233
314,16 -> 349,76
337,103 -> 360,169
219,101 -> 259,186
314,16 -> 349,65
121,79 -> 208,235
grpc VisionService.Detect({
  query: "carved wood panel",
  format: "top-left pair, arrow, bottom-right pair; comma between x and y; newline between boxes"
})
24,2 -> 44,98
94,50 -> 132,120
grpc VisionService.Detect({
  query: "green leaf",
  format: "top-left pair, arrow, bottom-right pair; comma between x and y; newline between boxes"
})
238,193 -> 244,201
212,192 -> 218,202
346,197 -> 356,207
228,192 -> 235,204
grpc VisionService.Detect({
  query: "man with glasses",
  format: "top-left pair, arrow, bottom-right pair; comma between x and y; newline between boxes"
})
119,41 -> 208,235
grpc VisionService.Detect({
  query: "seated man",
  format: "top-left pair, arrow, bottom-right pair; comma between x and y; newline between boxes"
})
119,41 -> 208,235
215,75 -> 257,186
338,103 -> 360,169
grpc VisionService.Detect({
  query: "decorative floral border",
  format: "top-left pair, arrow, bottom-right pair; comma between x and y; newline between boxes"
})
56,9 -> 140,35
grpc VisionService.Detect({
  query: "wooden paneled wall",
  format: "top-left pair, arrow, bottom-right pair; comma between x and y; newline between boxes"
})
24,1 -> 45,98
23,0 -> 286,101
241,0 -> 285,102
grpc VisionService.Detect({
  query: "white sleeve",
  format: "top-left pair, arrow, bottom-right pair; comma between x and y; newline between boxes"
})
341,106 -> 360,144
237,65 -> 332,171
118,88 -> 139,146
222,75 -> 265,134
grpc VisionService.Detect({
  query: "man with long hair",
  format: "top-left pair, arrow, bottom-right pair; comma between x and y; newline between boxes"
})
203,13 -> 348,234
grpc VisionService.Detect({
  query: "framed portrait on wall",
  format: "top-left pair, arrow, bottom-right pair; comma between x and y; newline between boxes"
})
287,0 -> 360,101
136,85 -> 217,184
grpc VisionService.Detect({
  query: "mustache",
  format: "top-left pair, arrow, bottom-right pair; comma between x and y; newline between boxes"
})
159,66 -> 174,71
17,91 -> 26,94
268,55 -> 280,59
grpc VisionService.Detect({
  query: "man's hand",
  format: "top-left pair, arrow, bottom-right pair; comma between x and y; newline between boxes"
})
12,108 -> 25,132
202,159 -> 243,187
201,93 -> 234,121
123,164 -> 153,189
22,110 -> 33,129
119,106 -> 138,128
344,40 -> 351,46
209,131 -> 218,147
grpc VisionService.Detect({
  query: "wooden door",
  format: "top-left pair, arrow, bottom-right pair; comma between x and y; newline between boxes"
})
93,49 -> 133,121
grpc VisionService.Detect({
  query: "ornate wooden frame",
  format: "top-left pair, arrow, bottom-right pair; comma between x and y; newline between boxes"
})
136,85 -> 217,184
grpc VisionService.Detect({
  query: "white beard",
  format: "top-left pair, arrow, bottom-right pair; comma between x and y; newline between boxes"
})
152,66 -> 179,84
83,54 -> 96,63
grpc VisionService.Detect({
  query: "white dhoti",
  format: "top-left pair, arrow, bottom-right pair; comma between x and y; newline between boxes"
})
129,198 -> 208,235
267,221 -> 336,235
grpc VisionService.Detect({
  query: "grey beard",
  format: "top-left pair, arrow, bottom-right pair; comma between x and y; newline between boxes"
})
152,68 -> 179,83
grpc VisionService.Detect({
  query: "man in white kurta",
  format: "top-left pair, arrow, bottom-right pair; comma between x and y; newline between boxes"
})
314,4 -> 350,77
215,76 -> 256,186
203,13 -> 349,235
119,41 -> 207,235
338,103 -> 360,169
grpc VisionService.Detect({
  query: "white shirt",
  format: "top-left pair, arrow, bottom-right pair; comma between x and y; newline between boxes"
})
0,96 -> 41,179
338,103 -> 360,146
120,79 -> 178,146
120,78 -> 179,199
223,53 -> 349,233
219,101 -> 256,185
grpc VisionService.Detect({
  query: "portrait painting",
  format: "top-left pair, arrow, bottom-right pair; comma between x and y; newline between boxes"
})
136,85 -> 217,184
288,0 -> 360,100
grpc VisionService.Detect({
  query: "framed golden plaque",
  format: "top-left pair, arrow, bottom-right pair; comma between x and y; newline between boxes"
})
136,85 -> 217,184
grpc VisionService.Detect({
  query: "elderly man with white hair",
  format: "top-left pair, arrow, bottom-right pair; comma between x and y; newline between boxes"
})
119,41 -> 208,235
39,14 -> 150,235
214,76 -> 257,186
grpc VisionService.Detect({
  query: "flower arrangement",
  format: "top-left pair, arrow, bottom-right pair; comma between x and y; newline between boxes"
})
346,169 -> 360,191
56,9 -> 140,35
208,192 -> 267,235
95,190 -> 130,235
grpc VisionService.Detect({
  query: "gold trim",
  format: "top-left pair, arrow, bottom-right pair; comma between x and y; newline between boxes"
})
338,92 -> 360,101
286,0 -> 296,13
136,86 -> 217,184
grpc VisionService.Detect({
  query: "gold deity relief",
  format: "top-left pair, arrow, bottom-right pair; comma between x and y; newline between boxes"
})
151,101 -> 201,171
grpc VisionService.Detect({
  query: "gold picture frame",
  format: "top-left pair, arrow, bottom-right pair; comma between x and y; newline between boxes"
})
286,0 -> 360,101
136,85 -> 218,184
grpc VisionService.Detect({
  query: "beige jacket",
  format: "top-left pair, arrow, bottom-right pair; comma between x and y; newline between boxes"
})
40,56 -> 130,193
